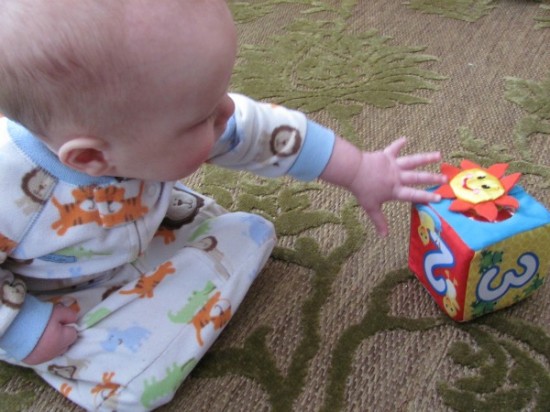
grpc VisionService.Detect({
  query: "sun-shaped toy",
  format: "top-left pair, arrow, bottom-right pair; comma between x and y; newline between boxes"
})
435,160 -> 521,222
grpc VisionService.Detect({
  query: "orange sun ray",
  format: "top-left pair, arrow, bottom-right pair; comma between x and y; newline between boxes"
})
500,172 -> 521,192
487,163 -> 509,179
495,195 -> 519,209
474,202 -> 499,222
435,184 -> 456,198
435,161 -> 521,222
441,163 -> 462,179
449,199 -> 475,212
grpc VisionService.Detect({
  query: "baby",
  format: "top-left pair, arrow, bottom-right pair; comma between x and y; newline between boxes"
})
0,0 -> 445,410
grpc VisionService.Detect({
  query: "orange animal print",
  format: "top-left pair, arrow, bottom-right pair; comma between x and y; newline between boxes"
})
51,186 -> 100,235
154,226 -> 176,244
91,372 -> 120,401
119,261 -> 175,298
94,182 -> 149,228
60,383 -> 72,398
0,233 -> 17,254
192,291 -> 232,346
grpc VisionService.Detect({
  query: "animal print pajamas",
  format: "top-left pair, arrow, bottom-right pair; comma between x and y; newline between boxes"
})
0,94 -> 335,410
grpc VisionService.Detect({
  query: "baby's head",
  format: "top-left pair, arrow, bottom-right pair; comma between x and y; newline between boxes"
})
0,0 -> 237,181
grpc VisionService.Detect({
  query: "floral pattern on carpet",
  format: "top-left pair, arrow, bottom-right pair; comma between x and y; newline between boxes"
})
0,1 -> 549,411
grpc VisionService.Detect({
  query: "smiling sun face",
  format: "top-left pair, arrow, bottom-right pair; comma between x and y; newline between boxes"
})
435,160 -> 521,222
450,168 -> 505,204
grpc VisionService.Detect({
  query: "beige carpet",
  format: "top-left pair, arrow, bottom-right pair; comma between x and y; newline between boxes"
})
1,0 -> 550,410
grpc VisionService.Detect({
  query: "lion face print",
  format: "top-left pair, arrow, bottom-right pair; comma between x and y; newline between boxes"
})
270,126 -> 302,157
16,167 -> 56,215
0,278 -> 26,309
161,187 -> 205,230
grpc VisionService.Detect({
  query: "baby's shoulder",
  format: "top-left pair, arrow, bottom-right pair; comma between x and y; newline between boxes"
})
0,119 -> 59,260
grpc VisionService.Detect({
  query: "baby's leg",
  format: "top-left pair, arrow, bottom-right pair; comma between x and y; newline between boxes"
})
2,192 -> 275,411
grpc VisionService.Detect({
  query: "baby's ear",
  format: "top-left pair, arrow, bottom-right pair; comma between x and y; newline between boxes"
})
58,137 -> 111,177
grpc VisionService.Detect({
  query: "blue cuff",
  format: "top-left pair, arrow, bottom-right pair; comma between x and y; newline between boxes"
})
0,295 -> 53,361
209,116 -> 239,159
288,120 -> 336,181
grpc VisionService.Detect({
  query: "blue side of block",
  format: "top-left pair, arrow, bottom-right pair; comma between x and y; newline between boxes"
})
422,186 -> 550,251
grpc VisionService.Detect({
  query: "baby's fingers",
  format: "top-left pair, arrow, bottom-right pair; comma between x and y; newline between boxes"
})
396,151 -> 442,170
365,207 -> 389,237
394,186 -> 441,204
400,170 -> 447,186
384,137 -> 408,157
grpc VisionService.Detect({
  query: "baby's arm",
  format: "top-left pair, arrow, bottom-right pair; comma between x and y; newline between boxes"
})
210,94 -> 445,235
0,269 -> 77,364
320,136 -> 445,236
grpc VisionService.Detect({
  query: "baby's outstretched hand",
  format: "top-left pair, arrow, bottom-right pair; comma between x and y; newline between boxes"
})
349,137 -> 445,235
23,304 -> 78,365
321,136 -> 446,237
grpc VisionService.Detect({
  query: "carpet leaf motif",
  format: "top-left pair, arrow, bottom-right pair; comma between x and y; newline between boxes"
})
405,0 -> 496,22
230,0 -> 359,23
407,0 -> 550,28
0,365 -> 40,410
453,73 -> 550,188
439,321 -> 550,411
535,4 -> 550,29
199,166 -> 340,235
230,1 -> 277,23
322,269 -> 447,411
232,19 -> 445,120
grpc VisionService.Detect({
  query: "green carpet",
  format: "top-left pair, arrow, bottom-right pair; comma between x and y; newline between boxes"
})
2,0 -> 550,410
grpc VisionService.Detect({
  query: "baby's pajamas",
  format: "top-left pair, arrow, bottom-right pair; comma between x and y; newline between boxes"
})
25,191 -> 275,411
0,94 -> 335,410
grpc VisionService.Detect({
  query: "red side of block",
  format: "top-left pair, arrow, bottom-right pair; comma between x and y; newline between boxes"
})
408,205 -> 475,322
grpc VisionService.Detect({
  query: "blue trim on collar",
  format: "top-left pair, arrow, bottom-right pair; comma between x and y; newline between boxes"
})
8,120 -> 115,186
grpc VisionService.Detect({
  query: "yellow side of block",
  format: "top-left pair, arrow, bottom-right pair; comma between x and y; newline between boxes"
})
463,224 -> 550,321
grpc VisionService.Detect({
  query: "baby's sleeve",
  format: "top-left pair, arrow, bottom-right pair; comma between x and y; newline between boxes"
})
0,267 -> 53,361
208,93 -> 336,181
